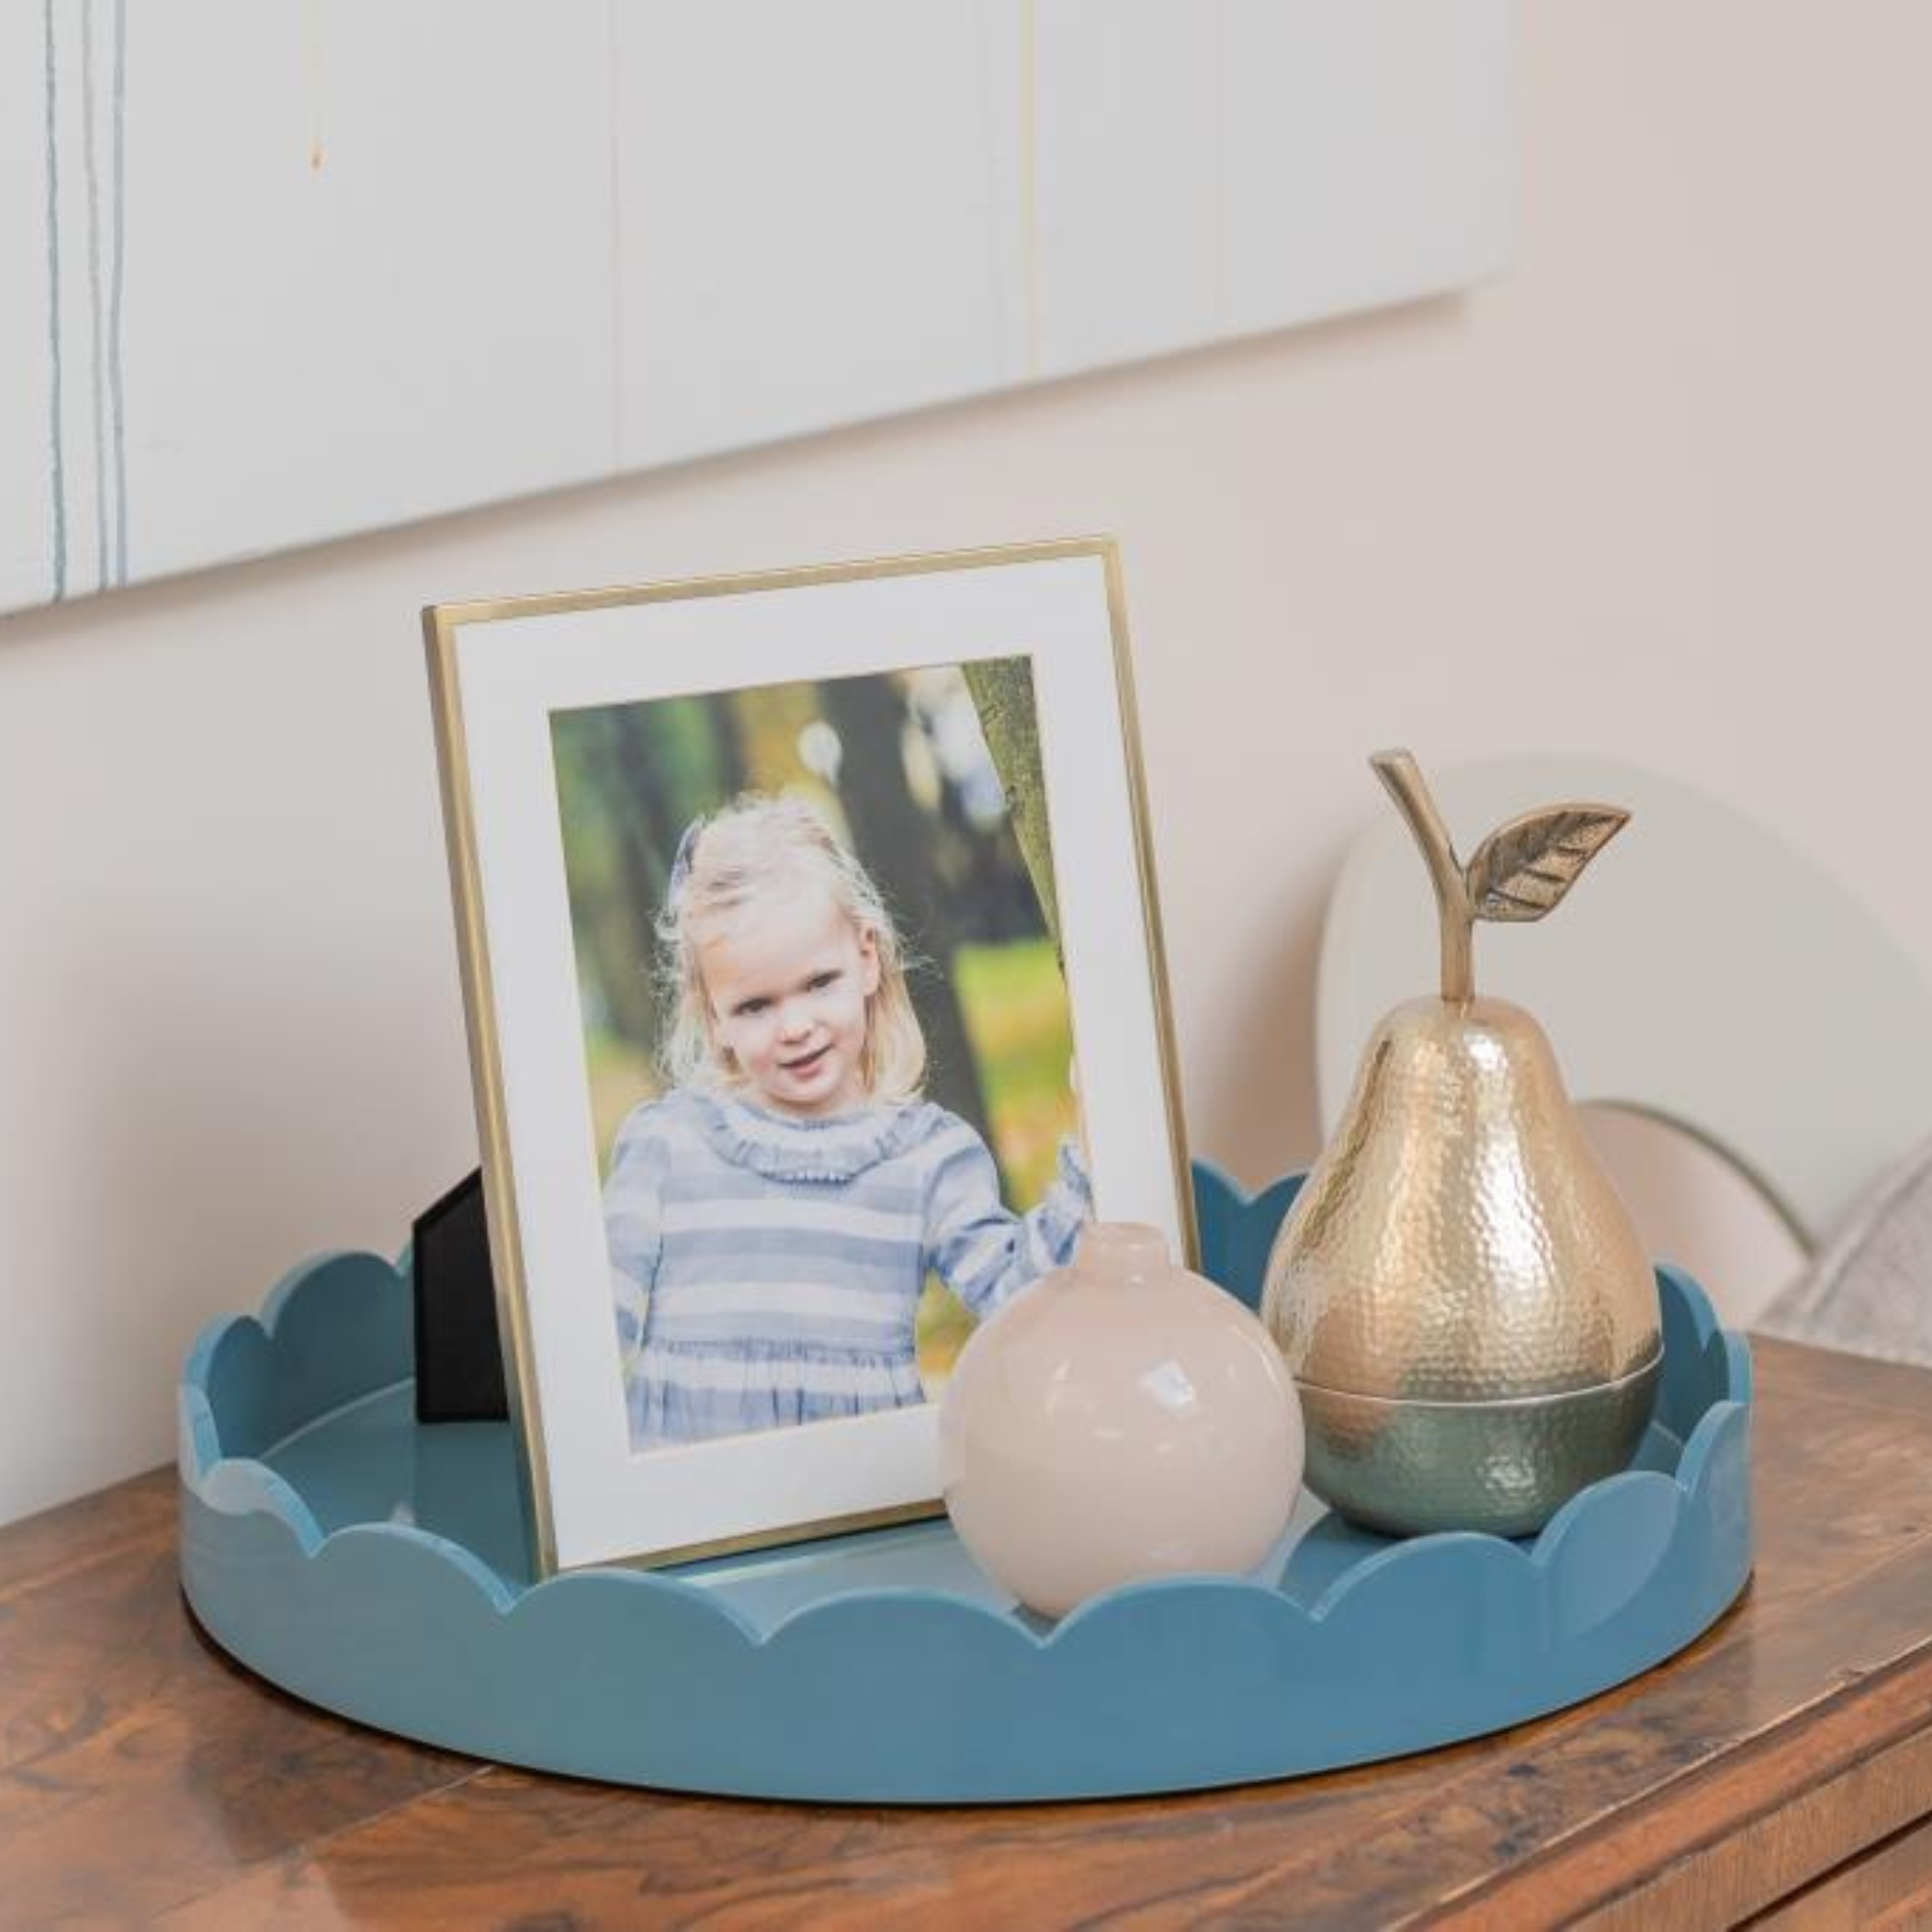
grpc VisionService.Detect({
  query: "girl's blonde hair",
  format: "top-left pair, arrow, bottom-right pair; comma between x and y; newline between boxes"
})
657,793 -> 927,1105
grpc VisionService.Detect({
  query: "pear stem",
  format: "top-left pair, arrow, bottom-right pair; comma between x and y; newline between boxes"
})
1371,750 -> 1475,1004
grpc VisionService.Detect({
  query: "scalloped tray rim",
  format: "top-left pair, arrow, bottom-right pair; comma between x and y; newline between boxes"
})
178,1166 -> 1754,1652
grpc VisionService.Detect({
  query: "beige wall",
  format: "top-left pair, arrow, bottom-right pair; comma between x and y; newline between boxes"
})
4,3 -> 1925,1523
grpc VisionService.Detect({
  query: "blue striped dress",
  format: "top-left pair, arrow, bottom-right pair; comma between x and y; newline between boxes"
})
603,1090 -> 1090,1450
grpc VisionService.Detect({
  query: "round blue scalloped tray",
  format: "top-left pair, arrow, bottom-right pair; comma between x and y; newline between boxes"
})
178,1166 -> 1753,1803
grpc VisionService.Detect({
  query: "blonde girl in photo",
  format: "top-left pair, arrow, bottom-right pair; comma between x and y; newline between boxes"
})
603,793 -> 1090,1450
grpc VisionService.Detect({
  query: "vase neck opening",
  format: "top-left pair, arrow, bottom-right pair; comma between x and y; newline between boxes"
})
1073,1223 -> 1169,1285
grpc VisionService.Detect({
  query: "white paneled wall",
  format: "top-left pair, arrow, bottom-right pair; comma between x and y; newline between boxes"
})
3,0 -> 1510,612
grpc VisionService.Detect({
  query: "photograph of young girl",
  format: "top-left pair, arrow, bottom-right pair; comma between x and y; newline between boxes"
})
551,660 -> 1091,1455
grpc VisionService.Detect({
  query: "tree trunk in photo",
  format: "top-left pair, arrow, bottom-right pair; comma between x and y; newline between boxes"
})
961,659 -> 1059,956
819,676 -> 996,1161
596,708 -> 680,1053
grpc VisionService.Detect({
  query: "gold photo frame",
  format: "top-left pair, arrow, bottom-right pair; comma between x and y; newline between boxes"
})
425,538 -> 1191,1574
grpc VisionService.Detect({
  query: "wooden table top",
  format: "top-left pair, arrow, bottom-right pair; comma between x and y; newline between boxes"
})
5,1335 -> 1932,1927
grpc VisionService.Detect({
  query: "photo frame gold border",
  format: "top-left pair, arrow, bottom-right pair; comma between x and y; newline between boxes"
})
423,536 -> 1196,1577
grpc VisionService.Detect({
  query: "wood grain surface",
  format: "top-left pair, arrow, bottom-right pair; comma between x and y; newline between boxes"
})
2,1335 -> 1929,1927
1753,1815 -> 1932,1928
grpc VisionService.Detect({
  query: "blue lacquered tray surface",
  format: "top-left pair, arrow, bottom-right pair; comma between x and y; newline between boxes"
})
178,1166 -> 1753,1803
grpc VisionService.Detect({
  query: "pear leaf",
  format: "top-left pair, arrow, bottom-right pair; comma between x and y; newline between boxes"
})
1463,804 -> 1630,923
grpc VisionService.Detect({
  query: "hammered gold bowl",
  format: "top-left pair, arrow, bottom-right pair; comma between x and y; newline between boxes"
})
1264,994 -> 1665,1538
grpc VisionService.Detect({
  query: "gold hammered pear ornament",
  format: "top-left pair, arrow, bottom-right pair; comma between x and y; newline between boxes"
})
1262,752 -> 1662,1537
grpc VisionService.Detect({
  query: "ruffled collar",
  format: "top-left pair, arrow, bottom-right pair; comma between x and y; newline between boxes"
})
695,1092 -> 935,1182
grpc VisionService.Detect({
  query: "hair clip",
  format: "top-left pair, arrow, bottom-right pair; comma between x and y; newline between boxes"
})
667,817 -> 703,914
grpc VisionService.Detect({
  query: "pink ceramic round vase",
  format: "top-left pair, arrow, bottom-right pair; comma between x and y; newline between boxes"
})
937,1222 -> 1305,1620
